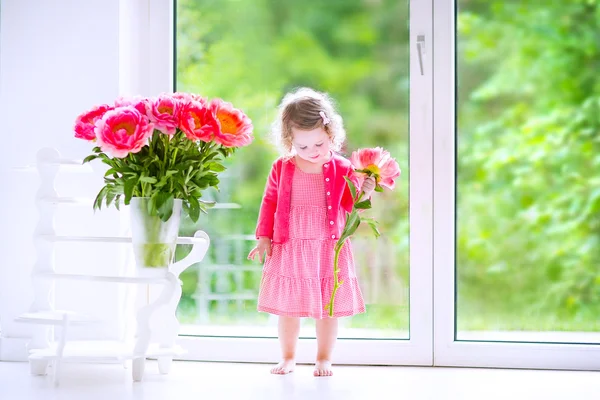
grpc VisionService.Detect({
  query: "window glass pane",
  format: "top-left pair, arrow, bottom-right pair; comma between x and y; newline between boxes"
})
176,0 -> 410,339
456,0 -> 600,342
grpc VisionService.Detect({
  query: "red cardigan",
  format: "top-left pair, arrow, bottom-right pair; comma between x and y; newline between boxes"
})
255,153 -> 357,244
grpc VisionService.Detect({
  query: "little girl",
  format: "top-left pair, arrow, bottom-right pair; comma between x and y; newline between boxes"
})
248,87 -> 375,377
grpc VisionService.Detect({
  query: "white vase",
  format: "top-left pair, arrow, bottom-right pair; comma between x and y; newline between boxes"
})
129,197 -> 182,277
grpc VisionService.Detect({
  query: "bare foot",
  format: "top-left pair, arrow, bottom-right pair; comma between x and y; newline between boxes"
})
313,360 -> 333,377
270,359 -> 295,375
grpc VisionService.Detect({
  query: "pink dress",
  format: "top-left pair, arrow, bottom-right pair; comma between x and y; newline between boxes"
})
257,166 -> 366,319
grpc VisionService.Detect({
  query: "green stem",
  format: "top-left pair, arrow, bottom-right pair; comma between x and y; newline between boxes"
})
326,187 -> 368,317
163,134 -> 169,170
356,191 -> 365,203
328,241 -> 345,317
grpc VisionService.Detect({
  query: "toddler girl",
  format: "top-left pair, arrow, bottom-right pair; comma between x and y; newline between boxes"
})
248,87 -> 375,377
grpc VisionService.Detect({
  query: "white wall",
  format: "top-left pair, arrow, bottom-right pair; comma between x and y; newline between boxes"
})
0,0 -> 123,360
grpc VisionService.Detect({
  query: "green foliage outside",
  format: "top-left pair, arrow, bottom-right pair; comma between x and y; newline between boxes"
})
456,0 -> 600,331
175,0 -> 600,333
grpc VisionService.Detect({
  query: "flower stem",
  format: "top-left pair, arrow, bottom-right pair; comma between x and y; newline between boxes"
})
326,189 -> 367,317
327,241 -> 345,317
163,133 -> 169,170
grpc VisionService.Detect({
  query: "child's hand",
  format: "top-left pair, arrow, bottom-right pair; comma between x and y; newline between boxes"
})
248,237 -> 272,263
361,177 -> 376,197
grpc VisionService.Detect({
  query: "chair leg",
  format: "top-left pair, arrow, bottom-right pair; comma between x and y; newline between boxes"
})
53,313 -> 70,387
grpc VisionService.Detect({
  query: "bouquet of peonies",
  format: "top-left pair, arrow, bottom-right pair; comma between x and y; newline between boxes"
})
74,92 -> 253,222
326,147 -> 401,317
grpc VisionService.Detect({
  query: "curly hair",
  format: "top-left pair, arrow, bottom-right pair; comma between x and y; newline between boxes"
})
271,87 -> 346,156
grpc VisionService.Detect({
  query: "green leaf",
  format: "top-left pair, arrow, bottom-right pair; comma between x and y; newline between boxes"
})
354,199 -> 372,210
206,162 -> 226,172
139,176 -> 158,184
105,190 -> 117,208
188,196 -> 200,222
104,168 -> 117,177
155,192 -> 174,222
375,185 -> 384,193
83,154 -> 98,164
362,218 -> 381,238
344,176 -> 357,200
147,195 -> 158,217
200,199 -> 216,208
338,210 -> 361,244
124,178 -> 137,204
93,187 -> 108,211
360,217 -> 380,225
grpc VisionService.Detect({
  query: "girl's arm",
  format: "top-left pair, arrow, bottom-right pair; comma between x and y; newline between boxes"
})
255,161 -> 279,239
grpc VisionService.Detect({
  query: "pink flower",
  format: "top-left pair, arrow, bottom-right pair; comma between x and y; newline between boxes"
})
148,95 -> 181,135
74,104 -> 112,141
179,100 -> 219,142
350,147 -> 401,190
94,106 -> 154,158
210,99 -> 254,148
172,92 -> 207,105
114,96 -> 150,117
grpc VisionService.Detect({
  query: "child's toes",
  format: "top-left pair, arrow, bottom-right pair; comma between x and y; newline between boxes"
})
314,360 -> 333,377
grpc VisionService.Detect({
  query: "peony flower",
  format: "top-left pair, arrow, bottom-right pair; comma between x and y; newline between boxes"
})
114,96 -> 150,117
210,99 -> 254,148
148,94 -> 181,135
179,100 -> 220,142
94,106 -> 154,158
172,92 -> 207,105
74,104 -> 112,141
350,147 -> 401,190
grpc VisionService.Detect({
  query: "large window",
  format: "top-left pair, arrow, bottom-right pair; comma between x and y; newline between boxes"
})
161,0 -> 600,369
175,0 -> 412,341
455,0 -> 600,344
432,0 -> 600,370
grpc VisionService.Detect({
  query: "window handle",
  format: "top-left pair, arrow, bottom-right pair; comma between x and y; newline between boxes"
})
417,35 -> 426,76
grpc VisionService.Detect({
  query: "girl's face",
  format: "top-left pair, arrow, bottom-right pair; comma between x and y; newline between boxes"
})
291,127 -> 332,164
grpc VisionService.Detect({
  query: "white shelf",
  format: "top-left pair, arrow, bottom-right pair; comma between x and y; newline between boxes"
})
22,148 -> 210,383
211,203 -> 241,209
192,292 -> 255,301
44,159 -> 85,166
38,196 -> 90,205
35,272 -> 171,284
15,310 -> 98,326
200,264 -> 260,272
38,234 -> 208,246
28,341 -> 185,362
37,196 -> 240,210
13,161 -> 92,173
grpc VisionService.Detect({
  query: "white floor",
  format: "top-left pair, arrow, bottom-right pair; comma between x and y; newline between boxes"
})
0,360 -> 598,400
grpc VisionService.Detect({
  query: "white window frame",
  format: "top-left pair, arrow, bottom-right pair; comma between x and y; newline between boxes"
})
165,0 -> 434,365
432,0 -> 600,371
145,0 -> 600,370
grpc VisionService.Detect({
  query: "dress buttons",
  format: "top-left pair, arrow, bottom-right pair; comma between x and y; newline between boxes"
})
327,191 -> 330,195
328,206 -> 332,209
324,164 -> 329,167
325,178 -> 330,182
331,235 -> 335,239
330,221 -> 334,225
